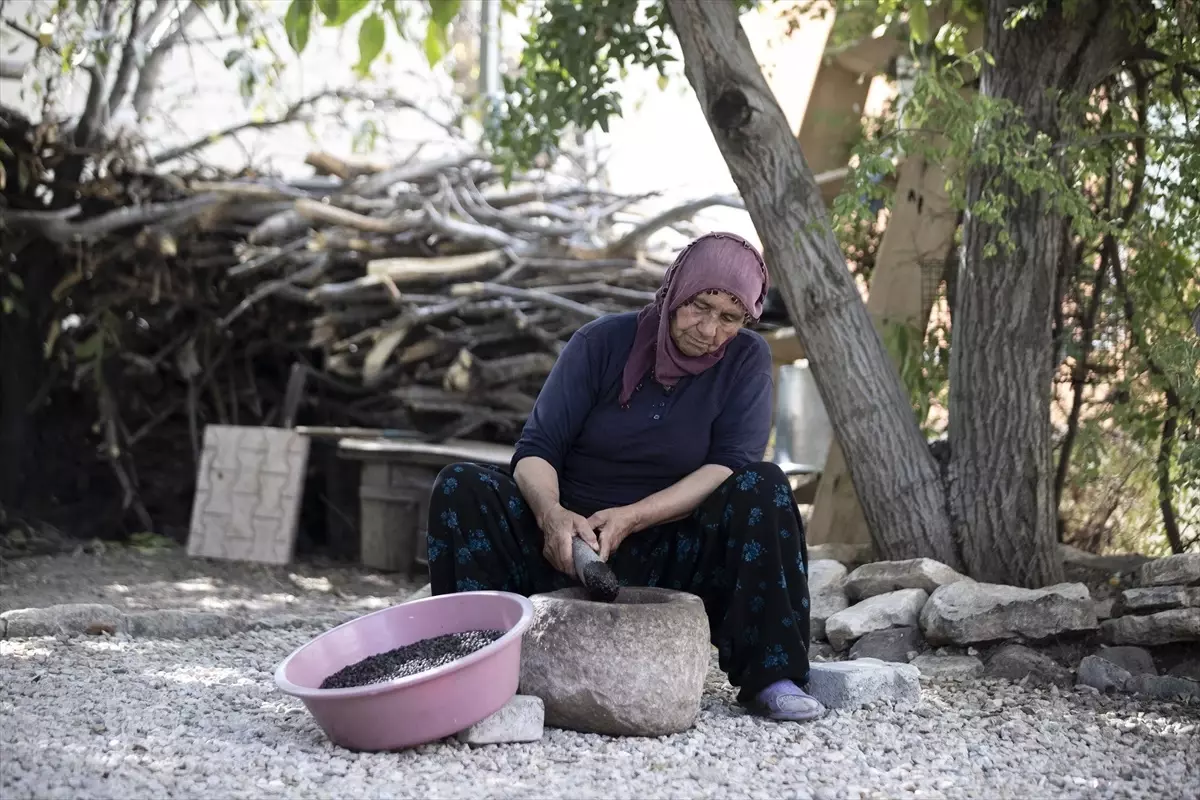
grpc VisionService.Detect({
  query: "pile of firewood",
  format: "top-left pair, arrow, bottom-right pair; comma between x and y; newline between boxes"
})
5,139 -> 753,533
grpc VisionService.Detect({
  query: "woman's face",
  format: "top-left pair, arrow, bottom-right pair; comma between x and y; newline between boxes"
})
670,291 -> 746,356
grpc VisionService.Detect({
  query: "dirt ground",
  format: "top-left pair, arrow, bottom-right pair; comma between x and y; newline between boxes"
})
0,544 -> 423,617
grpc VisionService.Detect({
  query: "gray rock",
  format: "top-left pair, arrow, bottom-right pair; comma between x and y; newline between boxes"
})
455,695 -> 544,745
919,581 -> 1098,646
404,583 -> 432,603
1128,673 -> 1200,702
910,654 -> 984,681
804,658 -> 921,710
1167,659 -> 1200,681
984,644 -> 1073,687
125,610 -> 238,639
808,641 -> 837,661
808,560 -> 850,641
1078,655 -> 1200,701
1116,585 -> 1200,615
848,627 -> 924,663
519,587 -> 709,737
1093,598 -> 1115,621
1095,645 -> 1157,676
844,558 -> 969,601
1060,545 -> 1150,575
1101,608 -> 1200,646
1077,655 -> 1135,693
808,543 -> 875,567
1136,553 -> 1200,587
825,588 -> 929,651
1,603 -> 126,638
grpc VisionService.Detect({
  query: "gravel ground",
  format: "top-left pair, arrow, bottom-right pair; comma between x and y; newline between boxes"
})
0,548 -> 418,616
2,626 -> 1197,800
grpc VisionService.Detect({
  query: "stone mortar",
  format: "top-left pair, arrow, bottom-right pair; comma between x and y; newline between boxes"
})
519,587 -> 711,737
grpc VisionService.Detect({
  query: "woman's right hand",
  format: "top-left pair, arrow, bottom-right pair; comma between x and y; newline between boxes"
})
539,505 -> 600,576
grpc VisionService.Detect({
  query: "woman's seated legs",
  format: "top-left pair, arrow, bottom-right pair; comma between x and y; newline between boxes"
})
425,462 -> 573,597
606,460 -> 818,717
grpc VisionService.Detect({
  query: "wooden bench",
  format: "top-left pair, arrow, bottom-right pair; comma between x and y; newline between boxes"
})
336,437 -> 515,575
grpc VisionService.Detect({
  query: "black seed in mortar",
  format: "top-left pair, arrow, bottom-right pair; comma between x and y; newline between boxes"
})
319,629 -> 505,690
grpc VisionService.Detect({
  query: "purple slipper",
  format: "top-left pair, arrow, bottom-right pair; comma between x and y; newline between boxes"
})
753,679 -> 826,722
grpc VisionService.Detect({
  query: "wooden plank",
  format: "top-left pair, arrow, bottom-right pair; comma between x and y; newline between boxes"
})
338,437 -> 515,468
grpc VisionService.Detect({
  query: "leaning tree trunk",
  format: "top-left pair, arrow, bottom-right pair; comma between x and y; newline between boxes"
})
664,0 -> 961,569
949,0 -> 1145,587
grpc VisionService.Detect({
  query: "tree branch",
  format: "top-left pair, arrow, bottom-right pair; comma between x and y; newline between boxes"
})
106,0 -> 143,115
1130,45 -> 1200,82
132,0 -> 204,121
1106,235 -> 1185,555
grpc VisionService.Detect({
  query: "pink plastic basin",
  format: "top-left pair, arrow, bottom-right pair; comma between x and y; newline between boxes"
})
274,590 -> 534,752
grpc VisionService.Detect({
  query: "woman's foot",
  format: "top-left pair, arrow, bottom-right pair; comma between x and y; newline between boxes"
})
752,679 -> 826,722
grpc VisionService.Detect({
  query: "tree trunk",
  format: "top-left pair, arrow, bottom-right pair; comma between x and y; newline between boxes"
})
949,0 -> 1143,587
664,0 -> 960,569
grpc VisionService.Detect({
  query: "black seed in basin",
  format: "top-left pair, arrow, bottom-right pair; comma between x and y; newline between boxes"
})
319,629 -> 506,690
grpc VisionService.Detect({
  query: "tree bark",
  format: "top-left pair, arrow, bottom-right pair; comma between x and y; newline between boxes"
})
664,0 -> 960,569
950,0 -> 1144,587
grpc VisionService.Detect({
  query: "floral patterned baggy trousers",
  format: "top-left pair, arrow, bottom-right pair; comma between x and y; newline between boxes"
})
425,460 -> 813,700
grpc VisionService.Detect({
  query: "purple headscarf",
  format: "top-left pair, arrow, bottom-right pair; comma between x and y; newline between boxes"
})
619,232 -> 769,406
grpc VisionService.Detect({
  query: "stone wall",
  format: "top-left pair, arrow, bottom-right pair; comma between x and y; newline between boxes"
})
805,548 -> 1200,701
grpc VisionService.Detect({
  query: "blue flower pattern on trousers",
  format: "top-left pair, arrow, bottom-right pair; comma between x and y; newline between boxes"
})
440,510 -> 459,531
468,529 -> 492,553
478,472 -> 500,490
426,535 -> 447,562
747,507 -> 763,526
441,477 -> 458,495
743,540 -> 764,562
735,470 -> 762,491
774,483 -> 791,508
507,496 -> 525,518
762,644 -> 788,668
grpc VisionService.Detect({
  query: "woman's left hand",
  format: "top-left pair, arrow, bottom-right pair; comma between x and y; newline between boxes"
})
587,506 -> 641,560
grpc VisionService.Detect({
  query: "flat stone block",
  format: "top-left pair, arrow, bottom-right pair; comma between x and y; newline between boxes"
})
1,604 -> 125,638
920,581 -> 1097,646
844,558 -> 968,601
456,695 -> 544,746
825,588 -> 928,651
805,658 -> 921,710
1101,608 -> 1200,646
124,610 -> 238,639
1136,553 -> 1200,588
910,654 -> 984,681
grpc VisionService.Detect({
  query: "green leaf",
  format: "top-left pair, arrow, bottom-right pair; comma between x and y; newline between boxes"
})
6,271 -> 23,291
423,21 -> 447,67
284,0 -> 313,53
909,2 -> 930,43
320,0 -> 369,26
429,0 -> 460,28
355,13 -> 386,76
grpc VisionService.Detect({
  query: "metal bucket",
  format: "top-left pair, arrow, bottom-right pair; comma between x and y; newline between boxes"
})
773,360 -> 833,474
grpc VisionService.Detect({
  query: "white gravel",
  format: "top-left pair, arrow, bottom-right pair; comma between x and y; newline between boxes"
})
2,626 -> 1198,800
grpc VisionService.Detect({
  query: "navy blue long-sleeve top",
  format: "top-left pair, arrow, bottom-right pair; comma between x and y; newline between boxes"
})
511,311 -> 774,517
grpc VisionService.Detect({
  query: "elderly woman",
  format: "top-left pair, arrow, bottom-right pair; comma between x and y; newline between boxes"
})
425,232 -> 823,723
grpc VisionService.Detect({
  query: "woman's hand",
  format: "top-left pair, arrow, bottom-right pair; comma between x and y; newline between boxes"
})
588,506 -> 642,560
539,505 -> 599,576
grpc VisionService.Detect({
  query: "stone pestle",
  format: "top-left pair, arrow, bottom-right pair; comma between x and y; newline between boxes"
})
572,537 -> 620,602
